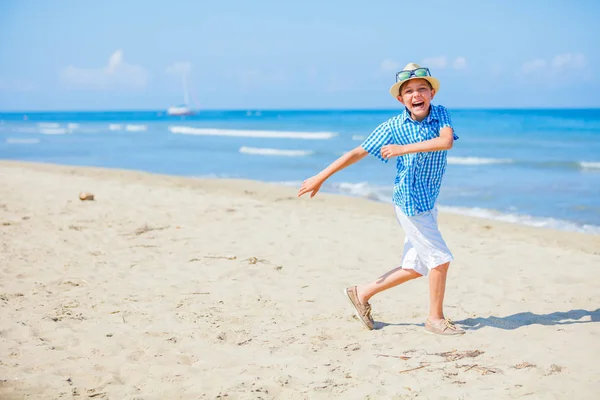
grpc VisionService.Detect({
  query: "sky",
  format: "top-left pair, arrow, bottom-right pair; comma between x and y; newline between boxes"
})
1,0 -> 599,111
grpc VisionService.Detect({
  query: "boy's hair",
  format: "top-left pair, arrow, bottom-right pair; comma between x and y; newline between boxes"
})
399,78 -> 433,96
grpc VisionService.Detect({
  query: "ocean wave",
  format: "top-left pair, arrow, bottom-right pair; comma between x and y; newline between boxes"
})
14,127 -> 38,134
5,138 -> 40,144
169,126 -> 336,140
314,181 -> 598,234
447,156 -> 513,165
36,123 -> 60,129
580,161 -> 600,170
239,146 -> 314,157
331,182 -> 392,203
352,135 -> 365,141
438,205 -> 600,235
39,128 -> 69,135
31,122 -> 71,135
446,157 -> 600,171
535,160 -> 600,171
107,124 -> 147,132
126,124 -> 147,132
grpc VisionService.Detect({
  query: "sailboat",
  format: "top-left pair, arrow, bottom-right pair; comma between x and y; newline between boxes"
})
167,73 -> 196,116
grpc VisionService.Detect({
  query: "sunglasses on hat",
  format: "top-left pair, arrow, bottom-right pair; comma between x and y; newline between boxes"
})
396,67 -> 431,83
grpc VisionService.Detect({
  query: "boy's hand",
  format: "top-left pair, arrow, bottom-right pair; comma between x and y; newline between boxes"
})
297,175 -> 324,198
381,144 -> 405,159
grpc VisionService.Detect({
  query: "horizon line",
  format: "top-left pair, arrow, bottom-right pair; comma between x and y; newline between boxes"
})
2,106 -> 600,114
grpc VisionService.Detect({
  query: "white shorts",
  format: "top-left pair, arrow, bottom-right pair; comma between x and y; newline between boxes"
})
394,205 -> 454,276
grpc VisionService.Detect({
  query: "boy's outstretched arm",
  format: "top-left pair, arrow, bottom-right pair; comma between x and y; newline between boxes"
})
297,146 -> 368,198
380,127 -> 455,159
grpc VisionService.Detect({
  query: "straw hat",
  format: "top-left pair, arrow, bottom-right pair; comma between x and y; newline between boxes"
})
389,62 -> 440,99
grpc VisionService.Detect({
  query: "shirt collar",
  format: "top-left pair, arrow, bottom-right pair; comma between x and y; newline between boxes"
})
401,105 -> 439,124
426,105 -> 439,123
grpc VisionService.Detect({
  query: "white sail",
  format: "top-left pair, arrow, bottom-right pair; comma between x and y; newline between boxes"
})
167,70 -> 196,116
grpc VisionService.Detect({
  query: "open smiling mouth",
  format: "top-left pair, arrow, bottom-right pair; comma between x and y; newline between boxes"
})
412,101 -> 425,109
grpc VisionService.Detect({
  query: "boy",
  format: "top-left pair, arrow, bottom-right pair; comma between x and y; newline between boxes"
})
297,63 -> 464,336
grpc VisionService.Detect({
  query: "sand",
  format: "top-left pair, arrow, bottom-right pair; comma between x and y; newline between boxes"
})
1,160 -> 599,399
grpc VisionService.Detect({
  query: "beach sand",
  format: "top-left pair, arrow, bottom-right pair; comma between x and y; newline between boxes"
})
1,160 -> 599,399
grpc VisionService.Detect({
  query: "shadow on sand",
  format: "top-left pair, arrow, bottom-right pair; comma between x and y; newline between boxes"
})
455,308 -> 600,331
373,309 -> 600,331
373,321 -> 423,330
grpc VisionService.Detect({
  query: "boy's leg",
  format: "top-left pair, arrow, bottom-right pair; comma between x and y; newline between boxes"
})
346,266 -> 421,331
395,206 -> 464,335
346,237 -> 424,330
356,266 -> 421,304
425,261 -> 463,334
425,207 -> 451,321
356,236 -> 425,304
428,262 -> 449,320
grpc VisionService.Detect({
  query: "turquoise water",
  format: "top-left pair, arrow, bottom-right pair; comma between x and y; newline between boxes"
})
1,108 -> 599,234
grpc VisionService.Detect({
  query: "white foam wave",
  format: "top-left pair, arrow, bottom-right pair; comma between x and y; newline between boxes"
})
352,135 -> 365,141
32,122 -> 69,135
169,126 -> 336,140
67,123 -> 79,130
580,161 -> 600,170
438,205 -> 600,235
39,128 -> 68,135
109,124 -> 122,131
126,124 -> 147,132
36,123 -> 60,129
322,181 -> 598,234
447,157 -> 513,165
13,127 -> 38,134
239,146 -> 314,157
6,138 -> 40,144
331,182 -> 392,203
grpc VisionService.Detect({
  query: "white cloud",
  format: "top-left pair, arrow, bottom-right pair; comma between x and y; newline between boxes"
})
522,53 -> 587,75
380,59 -> 399,73
453,57 -> 467,70
61,50 -> 149,90
166,62 -> 192,75
422,56 -> 447,69
421,56 -> 467,70
522,58 -> 547,74
552,53 -> 586,70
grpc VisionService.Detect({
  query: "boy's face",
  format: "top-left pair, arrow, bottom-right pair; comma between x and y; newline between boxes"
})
397,78 -> 436,120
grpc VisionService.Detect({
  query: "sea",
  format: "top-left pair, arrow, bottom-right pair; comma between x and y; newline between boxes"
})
1,108 -> 600,235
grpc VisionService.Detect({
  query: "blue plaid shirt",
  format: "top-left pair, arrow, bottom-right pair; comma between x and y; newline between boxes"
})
361,104 -> 458,217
